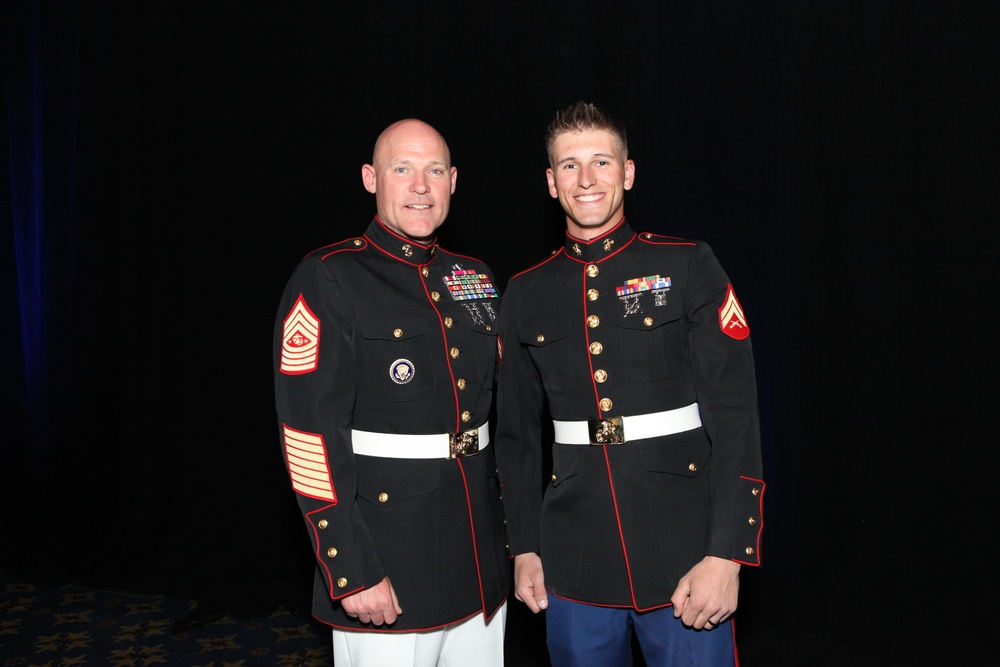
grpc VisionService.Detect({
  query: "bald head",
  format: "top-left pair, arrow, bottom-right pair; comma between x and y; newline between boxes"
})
372,119 -> 452,168
362,119 -> 457,243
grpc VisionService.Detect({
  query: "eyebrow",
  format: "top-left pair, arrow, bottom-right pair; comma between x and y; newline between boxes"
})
390,158 -> 448,166
555,152 -> 617,165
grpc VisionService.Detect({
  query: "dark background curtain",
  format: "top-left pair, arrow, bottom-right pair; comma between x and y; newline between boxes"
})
2,1 -> 996,663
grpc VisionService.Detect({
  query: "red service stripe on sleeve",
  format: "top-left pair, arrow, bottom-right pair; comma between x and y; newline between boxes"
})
281,294 -> 320,374
283,424 -> 337,502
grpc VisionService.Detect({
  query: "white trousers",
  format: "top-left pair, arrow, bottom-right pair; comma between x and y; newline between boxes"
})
332,602 -> 507,667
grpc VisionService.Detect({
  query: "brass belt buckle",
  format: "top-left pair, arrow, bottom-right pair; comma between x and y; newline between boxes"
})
449,429 -> 480,458
588,416 -> 625,445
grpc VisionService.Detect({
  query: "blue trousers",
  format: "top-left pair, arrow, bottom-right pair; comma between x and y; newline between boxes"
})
546,595 -> 737,667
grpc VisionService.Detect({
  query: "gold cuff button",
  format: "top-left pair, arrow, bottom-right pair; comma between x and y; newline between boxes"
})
393,328 -> 403,338
748,516 -> 757,526
378,493 -> 389,503
536,334 -> 545,343
688,462 -> 699,472
745,547 -> 755,556
752,487 -> 760,497
337,577 -> 348,588
318,520 -> 328,529
327,547 -> 338,558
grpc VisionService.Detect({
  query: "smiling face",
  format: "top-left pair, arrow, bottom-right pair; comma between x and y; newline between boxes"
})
546,129 -> 635,240
362,119 -> 457,243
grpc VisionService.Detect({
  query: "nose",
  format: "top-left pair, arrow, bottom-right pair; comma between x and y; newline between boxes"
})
578,165 -> 594,188
411,171 -> 429,194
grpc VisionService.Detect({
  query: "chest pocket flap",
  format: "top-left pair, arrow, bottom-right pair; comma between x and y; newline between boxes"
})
359,317 -> 429,342
616,296 -> 684,330
519,313 -> 571,348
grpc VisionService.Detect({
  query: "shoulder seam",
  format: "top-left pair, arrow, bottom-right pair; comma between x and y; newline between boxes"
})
511,250 -> 562,280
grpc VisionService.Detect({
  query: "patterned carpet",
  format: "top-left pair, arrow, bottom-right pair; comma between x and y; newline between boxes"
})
0,572 -> 333,666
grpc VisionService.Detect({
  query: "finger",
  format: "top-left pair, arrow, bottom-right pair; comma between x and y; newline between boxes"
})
517,583 -> 541,613
670,583 -> 690,618
529,569 -> 548,611
390,586 -> 403,615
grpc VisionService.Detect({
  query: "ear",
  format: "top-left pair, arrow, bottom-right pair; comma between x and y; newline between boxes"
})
624,159 -> 635,191
362,164 -> 377,194
546,168 -> 558,198
450,165 -> 458,195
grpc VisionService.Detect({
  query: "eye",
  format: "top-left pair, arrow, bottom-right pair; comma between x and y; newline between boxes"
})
596,160 -> 610,167
394,167 -> 408,174
562,163 -> 578,170
429,168 -> 445,176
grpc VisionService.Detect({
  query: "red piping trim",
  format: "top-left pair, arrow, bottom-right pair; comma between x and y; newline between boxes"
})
601,447 -> 640,609
318,240 -> 367,261
373,215 -> 438,249
457,458 -> 488,615
510,250 -> 562,281
415,264 -> 462,431
319,607 -> 484,633
580,264 -> 602,414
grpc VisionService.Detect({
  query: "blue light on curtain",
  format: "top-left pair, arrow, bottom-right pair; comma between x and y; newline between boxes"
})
3,2 -> 83,443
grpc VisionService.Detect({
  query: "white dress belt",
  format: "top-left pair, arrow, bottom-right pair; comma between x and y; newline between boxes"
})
552,403 -> 702,445
351,423 -> 489,459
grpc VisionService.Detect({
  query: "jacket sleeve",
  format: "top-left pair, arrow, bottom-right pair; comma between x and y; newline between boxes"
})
494,279 -> 546,557
685,243 -> 765,566
273,255 -> 385,600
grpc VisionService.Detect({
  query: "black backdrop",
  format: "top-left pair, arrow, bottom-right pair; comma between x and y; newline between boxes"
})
2,2 -> 997,664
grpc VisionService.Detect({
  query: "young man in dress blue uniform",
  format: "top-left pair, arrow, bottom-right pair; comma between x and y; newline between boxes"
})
495,102 -> 765,666
274,119 -> 509,667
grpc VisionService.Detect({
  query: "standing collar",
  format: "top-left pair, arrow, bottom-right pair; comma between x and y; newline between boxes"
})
363,216 -> 438,265
563,218 -> 636,263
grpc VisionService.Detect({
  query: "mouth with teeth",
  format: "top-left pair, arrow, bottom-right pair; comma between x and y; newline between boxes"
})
574,193 -> 605,202
407,204 -> 431,209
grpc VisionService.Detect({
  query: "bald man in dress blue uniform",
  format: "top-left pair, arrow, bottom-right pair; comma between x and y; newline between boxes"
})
274,119 -> 510,667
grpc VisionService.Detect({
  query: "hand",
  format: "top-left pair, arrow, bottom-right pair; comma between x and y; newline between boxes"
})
670,556 -> 740,630
340,577 -> 402,625
514,553 -> 548,613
